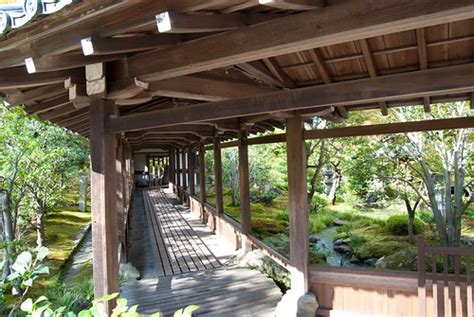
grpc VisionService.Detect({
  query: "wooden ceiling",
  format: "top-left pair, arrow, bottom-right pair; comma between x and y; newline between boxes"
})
0,0 -> 473,151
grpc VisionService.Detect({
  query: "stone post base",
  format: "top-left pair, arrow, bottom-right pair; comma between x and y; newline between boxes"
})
275,290 -> 319,317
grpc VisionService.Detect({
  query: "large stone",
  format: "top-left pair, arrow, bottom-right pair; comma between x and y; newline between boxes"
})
364,258 -> 378,267
461,236 -> 474,246
275,290 -> 319,317
309,235 -> 320,243
375,248 -> 418,271
334,238 -> 351,245
333,244 -> 351,254
332,220 -> 351,226
119,262 -> 140,281
239,250 -> 267,268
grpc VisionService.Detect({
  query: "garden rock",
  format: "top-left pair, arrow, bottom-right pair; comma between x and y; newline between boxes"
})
275,290 -> 319,317
364,258 -> 378,267
120,262 -> 140,281
333,244 -> 351,254
461,236 -> 474,246
239,250 -> 267,268
375,248 -> 417,271
332,220 -> 351,226
349,255 -> 361,264
334,238 -> 351,245
309,235 -> 320,243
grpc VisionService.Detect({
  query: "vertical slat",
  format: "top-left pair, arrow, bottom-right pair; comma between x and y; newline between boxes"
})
432,255 -> 439,317
169,150 -> 175,191
198,143 -> 207,218
213,138 -> 224,215
418,238 -> 427,317
181,149 -> 187,191
454,255 -> 462,317
286,115 -> 309,295
188,149 -> 195,196
443,253 -> 451,317
175,150 -> 181,189
466,256 -> 472,317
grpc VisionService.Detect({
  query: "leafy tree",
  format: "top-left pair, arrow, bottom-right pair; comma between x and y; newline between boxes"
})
378,102 -> 473,247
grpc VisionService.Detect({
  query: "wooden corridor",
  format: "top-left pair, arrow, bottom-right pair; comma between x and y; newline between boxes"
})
122,188 -> 282,316
143,188 -> 221,276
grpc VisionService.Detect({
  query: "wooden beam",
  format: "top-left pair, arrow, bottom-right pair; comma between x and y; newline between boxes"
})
359,38 -> 390,116
237,61 -> 286,88
156,11 -> 244,33
39,102 -> 77,121
107,78 -> 149,100
0,0 -> 233,68
5,83 -> 65,106
25,54 -> 125,73
126,0 -> 474,81
213,138 -> 224,215
0,67 -> 79,89
423,96 -> 431,113
148,75 -> 276,101
286,115 -> 309,295
26,94 -> 70,114
89,98 -> 119,314
81,35 -> 180,56
416,28 -> 429,70
109,64 -> 474,133
238,130 -> 251,252
471,92 -> 474,110
258,0 -> 325,10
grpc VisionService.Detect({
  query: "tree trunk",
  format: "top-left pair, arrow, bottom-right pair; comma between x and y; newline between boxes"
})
36,209 -> 46,247
404,198 -> 415,243
2,192 -> 14,279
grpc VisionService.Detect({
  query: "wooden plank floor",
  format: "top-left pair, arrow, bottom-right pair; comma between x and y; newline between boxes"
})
122,266 -> 282,317
142,188 -> 221,277
122,188 -> 282,316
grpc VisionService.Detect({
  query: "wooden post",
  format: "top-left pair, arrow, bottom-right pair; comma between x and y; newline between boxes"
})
116,137 -> 124,258
213,138 -> 224,215
239,130 -> 252,252
181,149 -> 187,192
89,98 -> 119,313
199,143 -> 206,218
175,150 -> 181,190
286,115 -> 309,295
188,148 -> 196,196
169,150 -> 175,191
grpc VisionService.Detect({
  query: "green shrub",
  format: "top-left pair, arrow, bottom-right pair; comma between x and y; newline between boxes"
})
310,194 -> 328,213
252,218 -> 285,238
386,215 -> 424,236
352,239 -> 410,260
309,249 -> 327,265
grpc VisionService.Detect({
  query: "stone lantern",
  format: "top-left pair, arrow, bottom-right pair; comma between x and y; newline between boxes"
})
322,169 -> 334,196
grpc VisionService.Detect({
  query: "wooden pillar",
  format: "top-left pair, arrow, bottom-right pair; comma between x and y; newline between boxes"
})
199,143 -> 207,216
89,98 -> 119,313
213,138 -> 224,215
188,148 -> 196,196
181,149 -> 187,190
116,137 -> 125,257
286,115 -> 309,295
169,150 -> 175,191
238,130 -> 252,251
175,150 -> 181,189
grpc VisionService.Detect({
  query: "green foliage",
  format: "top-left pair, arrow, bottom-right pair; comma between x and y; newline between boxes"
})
252,219 -> 286,239
386,215 -> 424,236
310,194 -> 328,213
309,249 -> 326,265
251,190 -> 278,205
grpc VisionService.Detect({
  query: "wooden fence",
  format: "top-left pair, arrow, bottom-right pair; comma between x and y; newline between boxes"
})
418,238 -> 473,317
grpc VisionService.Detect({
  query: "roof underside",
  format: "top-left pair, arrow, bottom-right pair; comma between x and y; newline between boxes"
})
0,0 -> 473,152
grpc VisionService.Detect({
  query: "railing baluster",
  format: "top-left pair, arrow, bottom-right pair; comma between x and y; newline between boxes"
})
454,254 -> 462,317
418,238 -> 427,317
432,255 -> 439,317
443,253 -> 451,317
467,256 -> 472,317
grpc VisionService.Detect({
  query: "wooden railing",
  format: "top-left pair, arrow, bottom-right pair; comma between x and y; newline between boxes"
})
417,238 -> 473,317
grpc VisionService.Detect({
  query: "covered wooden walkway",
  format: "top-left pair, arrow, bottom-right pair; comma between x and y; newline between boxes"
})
122,188 -> 282,316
